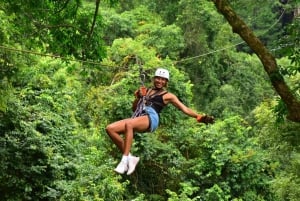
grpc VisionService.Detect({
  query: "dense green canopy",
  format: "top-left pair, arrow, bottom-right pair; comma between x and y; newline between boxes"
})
0,0 -> 299,200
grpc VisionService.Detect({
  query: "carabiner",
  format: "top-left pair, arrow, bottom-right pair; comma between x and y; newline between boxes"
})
140,73 -> 146,86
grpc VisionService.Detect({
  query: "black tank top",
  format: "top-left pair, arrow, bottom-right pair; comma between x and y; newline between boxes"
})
145,89 -> 168,113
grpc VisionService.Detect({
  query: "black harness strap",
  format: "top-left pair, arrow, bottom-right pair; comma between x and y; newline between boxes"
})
145,89 -> 168,109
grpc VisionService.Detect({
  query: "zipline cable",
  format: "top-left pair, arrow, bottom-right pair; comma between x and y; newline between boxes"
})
0,45 -> 115,67
0,7 -> 287,66
175,7 -> 286,64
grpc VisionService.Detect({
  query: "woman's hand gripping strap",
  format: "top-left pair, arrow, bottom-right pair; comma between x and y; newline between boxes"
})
134,86 -> 147,98
132,86 -> 148,117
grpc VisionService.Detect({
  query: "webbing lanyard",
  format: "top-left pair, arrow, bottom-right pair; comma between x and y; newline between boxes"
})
132,56 -> 146,118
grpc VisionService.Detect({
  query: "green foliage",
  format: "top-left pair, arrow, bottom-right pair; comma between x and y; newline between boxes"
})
172,116 -> 276,200
0,77 -> 12,112
139,0 -> 180,25
189,51 -> 274,118
0,101 -> 54,201
172,0 -> 224,60
102,5 -> 186,59
0,97 -> 77,200
101,8 -> 137,45
143,24 -> 185,60
253,100 -> 300,201
229,0 -> 284,52
274,57 -> 300,122
273,19 -> 300,120
56,138 -> 127,201
0,0 -> 106,61
0,0 -> 299,200
123,115 -> 275,200
1,57 -> 83,200
166,182 -> 200,201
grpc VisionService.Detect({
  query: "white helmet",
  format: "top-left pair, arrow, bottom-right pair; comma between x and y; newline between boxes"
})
154,68 -> 169,80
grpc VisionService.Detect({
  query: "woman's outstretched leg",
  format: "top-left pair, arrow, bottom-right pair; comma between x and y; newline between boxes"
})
106,116 -> 150,174
105,119 -> 127,152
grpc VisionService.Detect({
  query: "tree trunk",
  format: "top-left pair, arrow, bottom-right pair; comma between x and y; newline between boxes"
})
211,0 -> 300,122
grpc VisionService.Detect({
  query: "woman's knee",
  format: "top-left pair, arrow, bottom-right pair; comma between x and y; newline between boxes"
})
105,124 -> 113,135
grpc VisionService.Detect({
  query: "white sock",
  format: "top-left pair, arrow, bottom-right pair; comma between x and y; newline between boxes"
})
121,155 -> 128,162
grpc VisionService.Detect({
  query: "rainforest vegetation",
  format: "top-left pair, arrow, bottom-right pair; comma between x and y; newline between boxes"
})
0,0 -> 299,200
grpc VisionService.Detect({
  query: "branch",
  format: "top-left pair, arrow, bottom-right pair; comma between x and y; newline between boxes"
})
81,0 -> 101,60
24,12 -> 87,34
88,0 -> 101,40
211,0 -> 300,122
56,0 -> 71,13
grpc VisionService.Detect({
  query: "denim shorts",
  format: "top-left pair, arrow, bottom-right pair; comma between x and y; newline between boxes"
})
144,106 -> 159,132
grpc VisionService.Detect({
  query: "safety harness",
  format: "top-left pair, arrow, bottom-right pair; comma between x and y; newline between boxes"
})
132,94 -> 146,118
132,88 -> 168,118
131,56 -> 167,118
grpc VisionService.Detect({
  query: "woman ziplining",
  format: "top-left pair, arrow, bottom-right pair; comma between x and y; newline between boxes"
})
105,68 -> 215,175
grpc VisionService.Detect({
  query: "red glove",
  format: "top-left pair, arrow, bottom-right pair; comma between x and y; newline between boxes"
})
197,115 -> 215,124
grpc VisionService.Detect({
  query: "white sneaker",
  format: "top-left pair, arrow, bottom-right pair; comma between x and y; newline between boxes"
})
114,160 -> 128,174
127,156 -> 140,175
